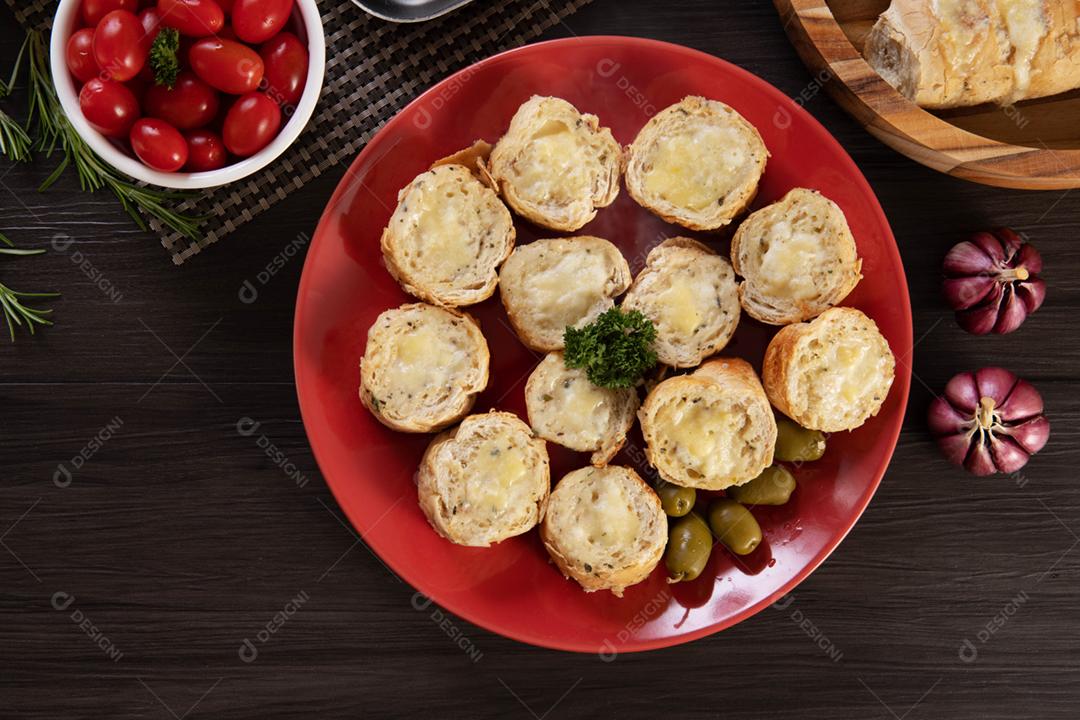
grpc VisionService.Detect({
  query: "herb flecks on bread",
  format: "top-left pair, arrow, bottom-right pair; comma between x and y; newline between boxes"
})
485,96 -> 622,231
418,412 -> 550,547
541,465 -> 667,597
731,188 -> 862,325
625,96 -> 768,231
762,307 -> 895,432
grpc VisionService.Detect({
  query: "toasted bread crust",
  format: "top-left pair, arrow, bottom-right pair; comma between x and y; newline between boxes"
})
359,303 -> 489,433
485,96 -> 622,232
381,162 -> 515,308
498,236 -> 632,352
762,307 -> 895,432
639,358 -> 776,490
730,188 -> 862,325
540,465 -> 667,597
524,351 -> 639,466
417,411 -> 550,547
621,237 -> 741,368
625,96 -> 768,231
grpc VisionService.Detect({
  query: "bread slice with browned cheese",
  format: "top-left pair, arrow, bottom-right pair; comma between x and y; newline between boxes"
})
417,411 -> 550,547
359,302 -> 489,433
762,307 -> 895,432
730,188 -> 862,325
525,351 -> 639,466
625,96 -> 768,231
540,465 -> 667,597
639,358 -> 776,490
483,96 -> 622,231
621,237 -> 741,368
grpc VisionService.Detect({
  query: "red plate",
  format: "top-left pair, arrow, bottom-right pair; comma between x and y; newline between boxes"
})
294,36 -> 912,653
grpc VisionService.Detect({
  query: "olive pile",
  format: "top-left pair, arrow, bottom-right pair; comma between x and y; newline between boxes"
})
659,417 -> 827,583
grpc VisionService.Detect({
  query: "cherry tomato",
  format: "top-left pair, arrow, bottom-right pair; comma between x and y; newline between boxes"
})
130,118 -> 188,171
66,28 -> 101,84
231,0 -> 293,44
184,129 -> 227,171
80,0 -> 139,27
259,32 -> 307,106
215,0 -> 234,13
78,78 -> 140,137
157,0 -> 224,37
223,92 -> 281,156
137,7 -> 163,51
144,71 -> 220,129
188,38 -> 263,94
93,10 -> 147,82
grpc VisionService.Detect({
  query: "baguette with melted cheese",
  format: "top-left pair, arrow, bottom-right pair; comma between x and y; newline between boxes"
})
417,412 -> 550,547
621,237 -> 741,368
359,303 -> 489,433
625,96 -> 768,231
762,307 -> 895,432
498,236 -> 632,352
525,351 -> 639,466
540,465 -> 667,596
381,162 -> 515,308
639,358 -> 776,490
730,188 -> 862,325
483,96 -> 622,232
865,0 -> 1080,108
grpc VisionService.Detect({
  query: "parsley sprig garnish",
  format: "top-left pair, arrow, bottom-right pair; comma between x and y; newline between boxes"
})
149,28 -> 180,88
564,308 -> 658,388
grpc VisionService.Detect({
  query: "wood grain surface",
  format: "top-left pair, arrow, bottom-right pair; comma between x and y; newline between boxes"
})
775,0 -> 1080,190
3,1 -> 1080,718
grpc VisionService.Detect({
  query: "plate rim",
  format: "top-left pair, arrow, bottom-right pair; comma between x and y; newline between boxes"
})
293,34 -> 914,653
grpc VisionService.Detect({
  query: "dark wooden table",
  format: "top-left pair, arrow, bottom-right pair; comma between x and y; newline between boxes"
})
3,2 -> 1078,718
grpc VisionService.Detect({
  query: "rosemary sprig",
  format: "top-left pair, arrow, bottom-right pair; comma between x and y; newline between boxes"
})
0,232 -> 58,342
23,31 -> 203,238
0,35 -> 31,162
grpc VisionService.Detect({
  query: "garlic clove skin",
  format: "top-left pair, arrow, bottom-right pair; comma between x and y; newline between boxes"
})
996,379 -> 1044,421
974,366 -> 1016,402
944,275 -> 995,310
1003,415 -> 1050,455
943,371 -> 980,413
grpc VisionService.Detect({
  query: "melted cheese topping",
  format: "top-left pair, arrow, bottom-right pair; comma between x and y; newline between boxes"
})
512,120 -> 590,205
385,322 -> 470,396
570,475 -> 640,549
642,123 -> 746,211
934,0 -> 991,99
654,278 -> 707,336
818,341 -> 887,406
656,400 -> 742,480
463,438 -> 531,515
525,249 -> 610,330
410,183 -> 477,278
995,0 -> 1047,96
544,372 -> 612,440
758,221 -> 825,301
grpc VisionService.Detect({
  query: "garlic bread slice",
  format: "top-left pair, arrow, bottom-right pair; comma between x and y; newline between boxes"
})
731,188 -> 862,325
639,358 -> 776,490
485,96 -> 622,232
621,237 -> 741,368
359,303 -> 489,433
625,96 -> 768,231
541,465 -> 667,597
762,307 -> 895,432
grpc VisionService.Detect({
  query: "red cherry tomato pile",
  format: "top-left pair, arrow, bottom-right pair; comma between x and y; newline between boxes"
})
67,0 -> 310,173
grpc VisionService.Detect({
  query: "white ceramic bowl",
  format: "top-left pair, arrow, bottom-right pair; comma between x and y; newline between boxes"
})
50,0 -> 326,189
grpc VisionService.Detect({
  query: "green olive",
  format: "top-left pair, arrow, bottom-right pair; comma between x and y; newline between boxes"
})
729,466 -> 796,506
664,513 -> 713,582
654,480 -> 696,517
707,499 -> 762,556
774,416 -> 827,463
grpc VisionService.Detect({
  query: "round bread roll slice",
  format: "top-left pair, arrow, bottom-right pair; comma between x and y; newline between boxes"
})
762,307 -> 895,432
483,96 -> 622,232
540,465 -> 667,597
525,351 -> 639,466
639,358 -> 776,490
381,163 -> 515,307
359,303 -> 489,433
418,412 -> 550,547
498,236 -> 632,352
621,237 -> 741,368
625,96 -> 768,231
730,188 -> 862,325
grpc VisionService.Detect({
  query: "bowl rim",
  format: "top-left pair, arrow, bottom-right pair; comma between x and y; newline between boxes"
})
774,0 -> 1080,190
49,0 -> 326,190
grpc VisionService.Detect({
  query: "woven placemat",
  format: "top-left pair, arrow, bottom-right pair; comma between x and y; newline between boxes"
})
8,0 -> 593,265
